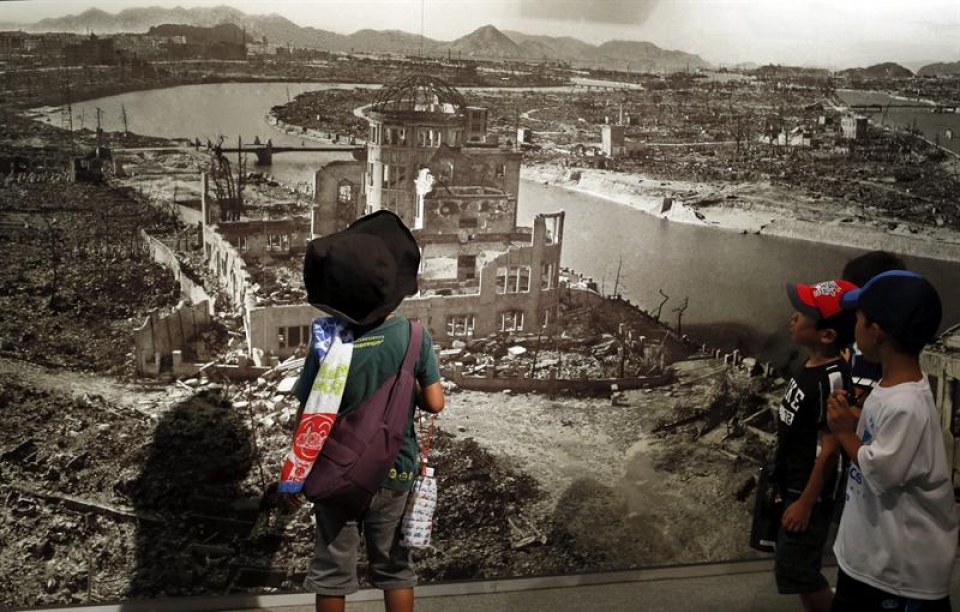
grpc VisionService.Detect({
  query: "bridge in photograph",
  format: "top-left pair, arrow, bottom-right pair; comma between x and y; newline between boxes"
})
849,103 -> 960,114
218,142 -> 364,166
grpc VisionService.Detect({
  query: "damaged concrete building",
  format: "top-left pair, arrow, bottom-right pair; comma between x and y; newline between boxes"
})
311,74 -> 565,346
164,74 -> 565,371
920,324 -> 960,488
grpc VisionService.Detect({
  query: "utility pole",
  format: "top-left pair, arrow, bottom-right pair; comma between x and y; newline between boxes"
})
618,322 -> 627,378
95,106 -> 104,150
237,135 -> 246,213
120,103 -> 128,136
612,253 -> 623,297
419,0 -> 424,60
59,64 -> 75,155
530,327 -> 543,378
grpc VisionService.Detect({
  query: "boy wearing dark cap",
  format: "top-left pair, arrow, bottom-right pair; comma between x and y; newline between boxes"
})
827,271 -> 957,612
841,251 -> 907,408
777,280 -> 858,612
281,211 -> 445,612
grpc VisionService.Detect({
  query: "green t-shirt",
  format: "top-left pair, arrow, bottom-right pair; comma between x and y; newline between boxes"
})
294,315 -> 440,491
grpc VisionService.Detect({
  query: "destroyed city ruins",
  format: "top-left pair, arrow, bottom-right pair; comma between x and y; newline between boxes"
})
2,2 -> 960,609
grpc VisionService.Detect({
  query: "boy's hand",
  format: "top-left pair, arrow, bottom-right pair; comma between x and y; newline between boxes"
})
827,391 -> 856,435
782,498 -> 814,532
278,491 -> 305,511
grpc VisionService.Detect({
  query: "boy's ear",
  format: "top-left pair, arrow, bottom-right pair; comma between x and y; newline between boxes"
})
819,327 -> 838,346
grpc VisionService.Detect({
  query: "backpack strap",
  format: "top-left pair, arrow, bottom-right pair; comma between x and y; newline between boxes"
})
401,320 -> 423,375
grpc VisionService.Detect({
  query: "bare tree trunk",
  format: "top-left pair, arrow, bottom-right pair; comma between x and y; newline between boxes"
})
655,289 -> 669,321
612,253 -> 623,298
673,296 -> 690,337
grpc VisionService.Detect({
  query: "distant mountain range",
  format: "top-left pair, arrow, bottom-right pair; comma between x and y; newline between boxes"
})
6,5 -> 956,75
917,60 -> 960,77
839,62 -> 914,79
0,5 -> 710,72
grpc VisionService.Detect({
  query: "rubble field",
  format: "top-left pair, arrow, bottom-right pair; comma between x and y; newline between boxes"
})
0,364 -> 581,608
0,351 -> 775,609
0,176 -> 185,374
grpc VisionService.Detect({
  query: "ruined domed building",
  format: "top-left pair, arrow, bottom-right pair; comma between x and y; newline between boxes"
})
313,74 -> 565,344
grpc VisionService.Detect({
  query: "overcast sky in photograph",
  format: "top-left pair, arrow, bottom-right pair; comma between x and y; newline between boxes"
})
1,0 -> 958,68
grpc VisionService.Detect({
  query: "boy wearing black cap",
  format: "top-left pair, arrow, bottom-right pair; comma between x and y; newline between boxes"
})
840,251 -> 907,408
777,279 -> 858,612
827,271 -> 957,612
283,211 -> 445,612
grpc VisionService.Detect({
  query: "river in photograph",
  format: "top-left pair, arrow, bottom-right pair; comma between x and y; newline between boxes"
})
837,89 -> 960,156
58,82 -> 960,365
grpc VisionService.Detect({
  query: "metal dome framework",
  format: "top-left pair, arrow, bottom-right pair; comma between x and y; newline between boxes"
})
371,74 -> 467,116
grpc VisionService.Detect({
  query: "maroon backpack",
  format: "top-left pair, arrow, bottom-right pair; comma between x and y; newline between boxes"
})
303,320 -> 423,514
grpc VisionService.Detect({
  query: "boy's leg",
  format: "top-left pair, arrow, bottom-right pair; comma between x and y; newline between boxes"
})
801,588 -> 834,612
315,595 -> 345,612
303,503 -> 362,599
775,498 -> 834,611
383,587 -> 414,612
363,488 -> 417,609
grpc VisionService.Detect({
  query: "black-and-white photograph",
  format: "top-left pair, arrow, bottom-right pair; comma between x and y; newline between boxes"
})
1,1 -> 959,610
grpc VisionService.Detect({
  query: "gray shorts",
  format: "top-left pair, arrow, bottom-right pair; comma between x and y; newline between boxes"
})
303,488 -> 416,596
774,497 -> 834,595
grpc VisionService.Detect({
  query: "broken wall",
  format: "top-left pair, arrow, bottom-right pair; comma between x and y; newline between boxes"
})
423,189 -> 515,234
134,300 -> 212,375
446,366 -> 673,394
142,230 -> 213,309
419,238 -> 514,286
245,303 -> 316,365
175,200 -> 204,227
399,213 -> 563,341
437,146 -> 522,207
920,326 -> 960,488
203,224 -> 255,309
313,160 -> 364,237
217,218 -> 311,258
420,242 -> 460,281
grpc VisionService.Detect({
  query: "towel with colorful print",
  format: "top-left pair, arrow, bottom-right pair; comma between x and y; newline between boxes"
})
278,317 -> 354,493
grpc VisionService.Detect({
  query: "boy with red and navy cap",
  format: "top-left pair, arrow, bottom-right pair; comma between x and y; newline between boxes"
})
827,271 -> 957,612
775,279 -> 858,612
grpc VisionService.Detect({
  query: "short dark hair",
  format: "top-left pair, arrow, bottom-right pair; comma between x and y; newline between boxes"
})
842,251 -> 906,287
816,309 -> 857,350
860,312 -> 925,356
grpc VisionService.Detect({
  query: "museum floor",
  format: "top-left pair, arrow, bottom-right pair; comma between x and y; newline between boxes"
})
229,560 -> 960,612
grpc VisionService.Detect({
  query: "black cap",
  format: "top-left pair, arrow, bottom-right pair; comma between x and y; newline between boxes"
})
304,211 -> 420,326
840,270 -> 942,352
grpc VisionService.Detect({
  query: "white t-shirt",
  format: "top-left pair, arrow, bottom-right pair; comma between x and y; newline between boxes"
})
834,378 -> 958,600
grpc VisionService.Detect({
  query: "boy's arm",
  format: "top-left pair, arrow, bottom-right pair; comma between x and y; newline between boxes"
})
827,391 -> 863,466
828,389 -> 928,495
782,432 -> 839,532
417,381 -> 445,414
415,327 -> 444,414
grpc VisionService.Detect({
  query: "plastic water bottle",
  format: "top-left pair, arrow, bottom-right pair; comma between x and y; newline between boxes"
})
401,467 -> 437,548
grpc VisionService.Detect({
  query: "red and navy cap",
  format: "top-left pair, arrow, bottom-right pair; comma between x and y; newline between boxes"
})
786,279 -> 858,320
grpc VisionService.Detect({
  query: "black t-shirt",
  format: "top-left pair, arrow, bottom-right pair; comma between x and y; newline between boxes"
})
775,359 -> 853,499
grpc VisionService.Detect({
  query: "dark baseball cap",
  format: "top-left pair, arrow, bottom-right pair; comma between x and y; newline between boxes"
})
840,270 -> 942,352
